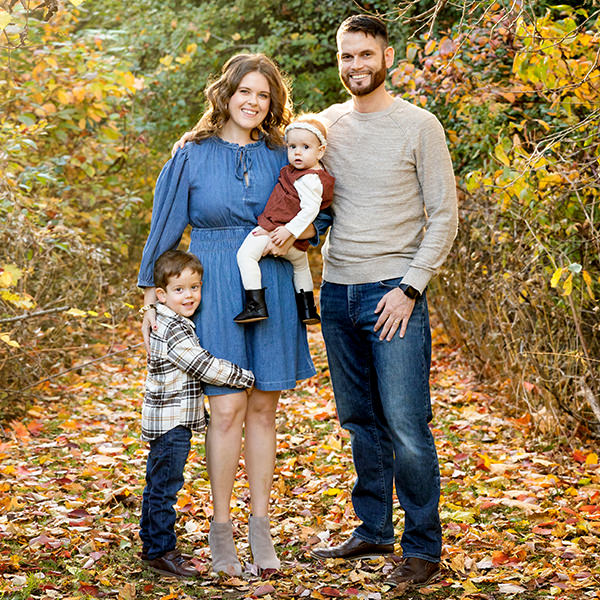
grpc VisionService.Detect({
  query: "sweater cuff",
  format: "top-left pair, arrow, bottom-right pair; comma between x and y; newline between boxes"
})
400,267 -> 433,295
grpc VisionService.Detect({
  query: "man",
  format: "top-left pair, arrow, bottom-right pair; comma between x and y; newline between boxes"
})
308,15 -> 458,588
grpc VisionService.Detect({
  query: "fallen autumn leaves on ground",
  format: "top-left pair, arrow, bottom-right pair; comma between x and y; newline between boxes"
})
0,323 -> 599,599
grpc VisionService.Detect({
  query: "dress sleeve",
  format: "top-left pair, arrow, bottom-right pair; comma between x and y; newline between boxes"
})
285,173 -> 324,238
137,147 -> 191,287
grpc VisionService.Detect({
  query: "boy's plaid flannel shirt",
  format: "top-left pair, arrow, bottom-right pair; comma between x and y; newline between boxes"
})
142,303 -> 255,441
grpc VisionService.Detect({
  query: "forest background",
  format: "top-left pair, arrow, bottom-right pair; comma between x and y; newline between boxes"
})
0,0 -> 599,437
0,1 -> 599,599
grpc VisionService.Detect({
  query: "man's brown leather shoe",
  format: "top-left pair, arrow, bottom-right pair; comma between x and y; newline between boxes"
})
147,549 -> 199,579
386,557 -> 440,587
310,536 -> 394,560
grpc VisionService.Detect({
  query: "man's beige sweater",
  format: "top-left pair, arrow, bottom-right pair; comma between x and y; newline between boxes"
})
320,98 -> 458,293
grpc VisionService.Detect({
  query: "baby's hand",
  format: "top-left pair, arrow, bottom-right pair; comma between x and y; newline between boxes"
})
271,226 -> 293,247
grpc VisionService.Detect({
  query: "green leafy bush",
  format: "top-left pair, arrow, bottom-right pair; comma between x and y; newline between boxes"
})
392,3 -> 600,434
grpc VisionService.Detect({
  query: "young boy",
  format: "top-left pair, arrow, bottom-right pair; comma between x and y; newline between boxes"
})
139,249 -> 255,578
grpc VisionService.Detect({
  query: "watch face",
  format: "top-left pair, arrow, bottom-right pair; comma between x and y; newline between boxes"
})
400,284 -> 419,299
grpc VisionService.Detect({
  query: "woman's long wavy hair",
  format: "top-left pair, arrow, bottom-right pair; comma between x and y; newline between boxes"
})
190,53 -> 293,148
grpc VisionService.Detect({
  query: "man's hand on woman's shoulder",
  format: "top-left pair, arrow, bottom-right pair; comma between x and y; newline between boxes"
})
171,131 -> 195,157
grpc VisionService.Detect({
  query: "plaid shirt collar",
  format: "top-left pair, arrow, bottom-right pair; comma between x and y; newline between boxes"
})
155,302 -> 196,328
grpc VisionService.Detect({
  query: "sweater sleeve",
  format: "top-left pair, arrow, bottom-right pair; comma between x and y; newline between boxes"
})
137,147 -> 191,287
166,322 -> 255,388
401,116 -> 458,292
284,173 -> 324,238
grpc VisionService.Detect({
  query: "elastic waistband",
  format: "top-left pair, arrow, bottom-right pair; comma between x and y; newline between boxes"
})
190,226 -> 254,249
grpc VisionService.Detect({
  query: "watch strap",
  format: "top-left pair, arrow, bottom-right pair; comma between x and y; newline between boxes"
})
398,283 -> 420,300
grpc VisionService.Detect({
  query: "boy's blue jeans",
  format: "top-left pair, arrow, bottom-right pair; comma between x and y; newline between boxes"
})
140,425 -> 192,560
320,279 -> 442,562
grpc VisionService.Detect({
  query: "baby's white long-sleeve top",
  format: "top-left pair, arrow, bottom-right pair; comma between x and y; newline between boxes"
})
284,173 -> 324,238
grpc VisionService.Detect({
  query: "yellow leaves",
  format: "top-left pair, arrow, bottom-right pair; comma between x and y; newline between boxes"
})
462,579 -> 480,594
122,71 -> 136,92
424,39 -> 436,55
0,333 -> 20,348
69,0 -> 86,5
494,142 -> 511,167
562,273 -> 573,296
537,172 -> 564,190
34,102 -> 57,117
56,88 -> 74,104
550,264 -> 595,299
406,43 -> 419,62
66,308 -> 87,317
0,11 -> 12,30
585,452 -> 598,466
0,264 -> 22,288
582,270 -> 595,300
477,452 -> 492,469
0,290 -> 35,310
550,267 -> 563,288
160,55 -> 173,67
72,86 -> 87,103
31,61 -> 48,81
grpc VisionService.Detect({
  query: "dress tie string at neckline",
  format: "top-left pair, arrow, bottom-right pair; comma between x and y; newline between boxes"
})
234,146 -> 253,185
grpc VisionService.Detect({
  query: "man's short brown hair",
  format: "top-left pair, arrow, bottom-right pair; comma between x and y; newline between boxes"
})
336,14 -> 389,47
153,250 -> 204,289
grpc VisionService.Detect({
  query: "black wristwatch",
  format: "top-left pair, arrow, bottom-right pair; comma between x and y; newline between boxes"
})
399,283 -> 420,300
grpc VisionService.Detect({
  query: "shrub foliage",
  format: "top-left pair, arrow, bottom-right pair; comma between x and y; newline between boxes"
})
392,2 -> 599,435
1,0 -> 598,435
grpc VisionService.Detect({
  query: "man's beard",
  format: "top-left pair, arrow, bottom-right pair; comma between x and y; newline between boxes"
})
340,56 -> 387,96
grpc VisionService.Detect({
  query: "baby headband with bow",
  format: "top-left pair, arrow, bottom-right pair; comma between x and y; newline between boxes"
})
284,121 -> 327,147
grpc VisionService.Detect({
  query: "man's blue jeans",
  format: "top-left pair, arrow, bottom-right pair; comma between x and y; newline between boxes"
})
140,425 -> 192,560
320,279 -> 442,562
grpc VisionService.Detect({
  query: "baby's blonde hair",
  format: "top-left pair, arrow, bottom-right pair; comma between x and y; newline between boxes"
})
284,114 -> 328,146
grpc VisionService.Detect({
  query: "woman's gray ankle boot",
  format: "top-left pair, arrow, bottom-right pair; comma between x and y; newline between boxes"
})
249,515 -> 281,570
209,520 -> 242,576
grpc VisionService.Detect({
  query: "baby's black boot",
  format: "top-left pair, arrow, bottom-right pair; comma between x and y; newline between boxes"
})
234,288 -> 269,323
295,290 -> 320,325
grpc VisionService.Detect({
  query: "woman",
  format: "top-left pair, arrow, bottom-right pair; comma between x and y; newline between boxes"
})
138,54 -> 316,575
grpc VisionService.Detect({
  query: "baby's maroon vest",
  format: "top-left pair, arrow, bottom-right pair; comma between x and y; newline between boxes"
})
257,165 -> 335,251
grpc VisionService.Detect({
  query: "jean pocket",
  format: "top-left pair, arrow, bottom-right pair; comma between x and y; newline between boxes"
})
377,277 -> 404,289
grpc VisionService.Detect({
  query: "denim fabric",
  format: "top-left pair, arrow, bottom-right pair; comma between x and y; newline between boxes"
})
139,425 -> 192,559
320,278 -> 442,562
137,139 -> 315,393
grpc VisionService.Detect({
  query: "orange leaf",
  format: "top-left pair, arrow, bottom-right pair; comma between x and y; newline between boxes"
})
26,420 -> 44,435
491,550 -> 510,565
10,420 -> 30,440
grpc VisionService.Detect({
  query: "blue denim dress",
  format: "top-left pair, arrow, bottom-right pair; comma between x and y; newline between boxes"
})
138,137 -> 316,393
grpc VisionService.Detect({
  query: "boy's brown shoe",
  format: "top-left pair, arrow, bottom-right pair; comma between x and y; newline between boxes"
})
140,549 -> 192,562
147,549 -> 199,579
